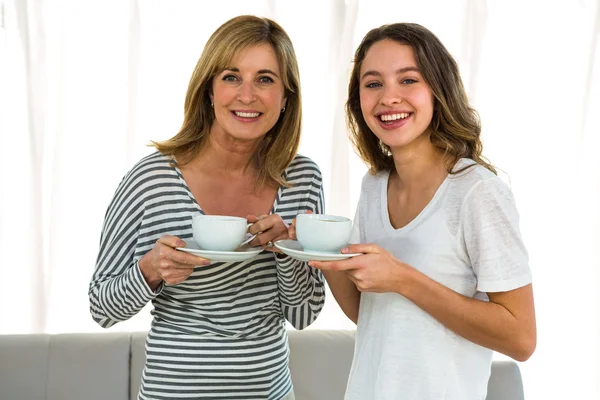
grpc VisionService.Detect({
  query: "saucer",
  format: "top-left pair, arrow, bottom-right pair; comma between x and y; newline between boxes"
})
176,240 -> 263,262
274,240 -> 361,262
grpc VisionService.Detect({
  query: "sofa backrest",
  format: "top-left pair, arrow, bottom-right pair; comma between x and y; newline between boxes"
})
0,332 -> 131,400
1,330 -> 524,400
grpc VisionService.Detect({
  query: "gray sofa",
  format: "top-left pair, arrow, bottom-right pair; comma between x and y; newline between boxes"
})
0,330 -> 524,400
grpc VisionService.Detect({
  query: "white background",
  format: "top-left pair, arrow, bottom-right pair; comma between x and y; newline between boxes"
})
1,0 -> 599,398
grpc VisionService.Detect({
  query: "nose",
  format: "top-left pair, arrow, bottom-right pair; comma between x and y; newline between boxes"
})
237,81 -> 256,104
380,84 -> 402,106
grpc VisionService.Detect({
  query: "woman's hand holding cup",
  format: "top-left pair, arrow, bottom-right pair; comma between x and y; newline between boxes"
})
139,234 -> 210,290
246,214 -> 289,253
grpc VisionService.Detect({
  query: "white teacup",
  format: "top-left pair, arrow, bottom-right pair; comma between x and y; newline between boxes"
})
191,215 -> 255,252
295,214 -> 352,253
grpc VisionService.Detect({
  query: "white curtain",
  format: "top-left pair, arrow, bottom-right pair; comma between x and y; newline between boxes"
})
1,0 -> 599,398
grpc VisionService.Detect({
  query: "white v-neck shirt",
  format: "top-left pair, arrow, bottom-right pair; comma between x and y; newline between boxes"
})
344,159 -> 532,400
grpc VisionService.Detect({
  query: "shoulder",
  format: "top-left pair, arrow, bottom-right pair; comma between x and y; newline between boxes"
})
126,151 -> 174,175
359,169 -> 389,195
121,151 -> 177,184
286,154 -> 322,175
445,160 -> 518,225
112,151 -> 180,202
447,159 -> 511,201
285,154 -> 323,184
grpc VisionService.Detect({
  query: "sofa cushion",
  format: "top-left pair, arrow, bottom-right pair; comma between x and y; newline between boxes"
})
0,334 -> 50,400
287,329 -> 355,400
46,333 -> 130,400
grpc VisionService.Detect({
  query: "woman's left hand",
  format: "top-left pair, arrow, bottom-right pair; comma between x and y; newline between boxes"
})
308,244 -> 410,293
246,214 -> 289,253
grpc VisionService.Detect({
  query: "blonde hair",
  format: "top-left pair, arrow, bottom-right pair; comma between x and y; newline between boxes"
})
346,23 -> 496,175
153,15 -> 302,188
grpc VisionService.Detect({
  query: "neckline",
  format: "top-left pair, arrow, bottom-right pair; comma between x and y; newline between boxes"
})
380,169 -> 450,234
170,159 -> 284,217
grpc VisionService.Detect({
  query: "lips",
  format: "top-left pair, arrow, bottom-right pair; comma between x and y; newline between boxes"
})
379,112 -> 411,122
231,110 -> 262,121
376,112 -> 412,130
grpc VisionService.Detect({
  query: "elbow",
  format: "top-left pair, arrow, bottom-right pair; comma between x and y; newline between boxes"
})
511,333 -> 537,362
347,310 -> 359,325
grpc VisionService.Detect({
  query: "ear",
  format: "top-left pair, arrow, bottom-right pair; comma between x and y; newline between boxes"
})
281,96 -> 287,110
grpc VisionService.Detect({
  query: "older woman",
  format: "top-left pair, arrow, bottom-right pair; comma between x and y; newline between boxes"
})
89,15 -> 325,400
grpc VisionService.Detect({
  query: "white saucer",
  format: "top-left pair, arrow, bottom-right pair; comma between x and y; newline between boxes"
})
274,240 -> 361,262
176,240 -> 263,262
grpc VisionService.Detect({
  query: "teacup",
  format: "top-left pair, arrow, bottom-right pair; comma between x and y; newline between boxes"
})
191,215 -> 255,252
295,214 -> 352,253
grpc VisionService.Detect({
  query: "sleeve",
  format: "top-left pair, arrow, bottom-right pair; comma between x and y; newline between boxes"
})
460,177 -> 532,293
276,166 -> 326,330
89,167 -> 163,328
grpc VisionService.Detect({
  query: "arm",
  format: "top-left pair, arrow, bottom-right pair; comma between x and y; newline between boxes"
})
313,244 -> 536,361
395,177 -> 536,360
311,178 -> 536,361
320,205 -> 362,324
321,270 -> 360,324
275,168 -> 327,329
89,165 -> 160,328
401,269 -> 536,361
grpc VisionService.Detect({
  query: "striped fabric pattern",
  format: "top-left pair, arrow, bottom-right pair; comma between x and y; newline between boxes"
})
89,151 -> 326,399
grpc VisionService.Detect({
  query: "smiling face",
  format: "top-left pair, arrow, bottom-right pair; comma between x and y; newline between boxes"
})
359,39 -> 435,153
210,43 -> 287,143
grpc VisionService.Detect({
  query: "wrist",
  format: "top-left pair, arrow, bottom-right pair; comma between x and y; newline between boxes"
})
391,261 -> 416,296
138,256 -> 162,290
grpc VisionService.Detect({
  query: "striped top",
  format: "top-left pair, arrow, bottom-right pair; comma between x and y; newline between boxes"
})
89,151 -> 326,399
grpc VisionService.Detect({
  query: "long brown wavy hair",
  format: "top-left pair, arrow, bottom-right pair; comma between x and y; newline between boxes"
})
153,15 -> 302,188
346,22 -> 496,175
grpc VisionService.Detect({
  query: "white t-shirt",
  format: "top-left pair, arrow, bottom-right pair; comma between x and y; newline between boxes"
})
344,159 -> 532,400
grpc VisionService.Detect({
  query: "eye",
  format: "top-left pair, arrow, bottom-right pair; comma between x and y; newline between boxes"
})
258,76 -> 275,84
402,78 -> 417,84
222,74 -> 238,82
364,81 -> 382,89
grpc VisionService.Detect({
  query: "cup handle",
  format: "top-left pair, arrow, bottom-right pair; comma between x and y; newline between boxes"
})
240,222 -> 258,247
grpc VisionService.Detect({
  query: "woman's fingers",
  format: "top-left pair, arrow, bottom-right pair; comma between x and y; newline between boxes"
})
168,251 -> 210,268
157,234 -> 186,248
342,243 -> 382,255
246,214 -> 274,235
308,259 -> 359,271
245,214 -> 289,248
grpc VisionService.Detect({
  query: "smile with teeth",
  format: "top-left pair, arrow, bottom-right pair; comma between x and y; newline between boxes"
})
379,112 -> 411,122
234,111 -> 261,118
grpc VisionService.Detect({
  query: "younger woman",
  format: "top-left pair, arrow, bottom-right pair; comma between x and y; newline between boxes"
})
309,23 -> 536,400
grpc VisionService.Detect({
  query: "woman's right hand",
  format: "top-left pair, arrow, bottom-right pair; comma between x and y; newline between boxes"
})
138,235 -> 210,290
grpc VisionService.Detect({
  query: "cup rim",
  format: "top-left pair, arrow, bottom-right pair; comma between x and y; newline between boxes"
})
296,214 -> 351,223
192,214 -> 247,222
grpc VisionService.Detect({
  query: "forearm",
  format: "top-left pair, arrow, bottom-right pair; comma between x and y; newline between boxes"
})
400,268 -> 534,361
322,270 -> 360,324
276,255 -> 325,329
89,261 -> 161,328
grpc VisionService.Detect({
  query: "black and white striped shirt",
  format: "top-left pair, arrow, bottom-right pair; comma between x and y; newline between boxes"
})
89,151 -> 326,399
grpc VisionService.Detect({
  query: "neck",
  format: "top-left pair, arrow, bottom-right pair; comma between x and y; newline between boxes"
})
390,134 -> 447,191
191,129 -> 263,178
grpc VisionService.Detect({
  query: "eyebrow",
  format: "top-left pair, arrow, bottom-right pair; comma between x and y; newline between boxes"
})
360,66 -> 420,80
223,67 -> 280,78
